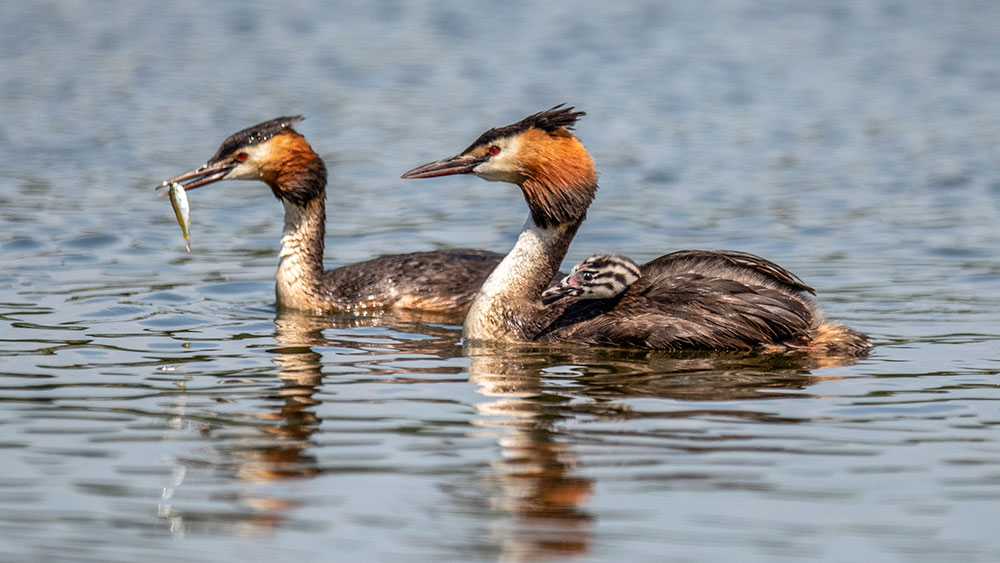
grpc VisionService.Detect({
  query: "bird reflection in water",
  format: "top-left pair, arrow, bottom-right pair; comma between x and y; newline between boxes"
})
244,309 -> 470,480
463,342 -> 864,560
158,308 -> 467,539
467,347 -> 595,559
157,306 -> 863,545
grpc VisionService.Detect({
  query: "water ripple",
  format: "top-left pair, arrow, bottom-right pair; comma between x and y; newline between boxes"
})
2,1 -> 1000,561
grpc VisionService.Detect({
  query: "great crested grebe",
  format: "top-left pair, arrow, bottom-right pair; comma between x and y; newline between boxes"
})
159,116 -> 505,315
402,106 -> 871,355
542,253 -> 641,302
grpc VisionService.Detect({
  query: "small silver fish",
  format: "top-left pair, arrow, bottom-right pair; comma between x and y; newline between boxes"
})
168,181 -> 191,252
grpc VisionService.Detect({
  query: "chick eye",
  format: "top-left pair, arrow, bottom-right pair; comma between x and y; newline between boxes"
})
581,272 -> 595,282
236,152 -> 248,162
488,145 -> 501,156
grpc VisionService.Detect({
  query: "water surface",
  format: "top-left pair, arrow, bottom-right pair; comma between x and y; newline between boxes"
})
2,1 -> 1000,561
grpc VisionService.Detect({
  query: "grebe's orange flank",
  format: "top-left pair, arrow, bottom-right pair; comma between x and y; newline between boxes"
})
542,254 -> 640,302
159,116 -> 504,316
402,106 -> 871,355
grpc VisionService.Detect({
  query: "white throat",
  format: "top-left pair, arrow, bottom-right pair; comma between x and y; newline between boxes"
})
464,217 -> 565,342
275,199 -> 324,310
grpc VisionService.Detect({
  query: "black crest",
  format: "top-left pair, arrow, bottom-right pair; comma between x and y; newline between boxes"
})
462,104 -> 585,154
210,115 -> 305,162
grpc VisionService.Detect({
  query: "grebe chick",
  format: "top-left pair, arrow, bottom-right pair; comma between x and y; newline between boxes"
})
542,254 -> 640,302
158,116 -> 505,316
402,106 -> 871,355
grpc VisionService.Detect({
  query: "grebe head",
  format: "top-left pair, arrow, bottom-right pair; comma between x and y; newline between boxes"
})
159,116 -> 326,206
542,254 -> 641,302
402,105 -> 598,229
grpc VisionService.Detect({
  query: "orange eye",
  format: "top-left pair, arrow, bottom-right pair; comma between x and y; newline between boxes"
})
236,152 -> 248,162
488,145 -> 501,156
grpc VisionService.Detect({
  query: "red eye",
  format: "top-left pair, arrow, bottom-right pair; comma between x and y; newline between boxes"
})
236,152 -> 248,162
488,145 -> 501,156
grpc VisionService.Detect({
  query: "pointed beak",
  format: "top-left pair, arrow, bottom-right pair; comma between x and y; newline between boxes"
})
541,282 -> 582,301
400,155 -> 485,179
155,161 -> 235,195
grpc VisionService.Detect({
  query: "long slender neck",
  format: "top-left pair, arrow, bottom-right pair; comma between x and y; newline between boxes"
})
464,215 -> 583,342
275,195 -> 327,311
254,137 -> 331,312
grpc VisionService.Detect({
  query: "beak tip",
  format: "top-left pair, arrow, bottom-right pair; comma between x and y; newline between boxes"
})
399,168 -> 425,180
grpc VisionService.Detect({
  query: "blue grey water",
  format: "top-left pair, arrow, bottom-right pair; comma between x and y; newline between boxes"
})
2,1 -> 999,561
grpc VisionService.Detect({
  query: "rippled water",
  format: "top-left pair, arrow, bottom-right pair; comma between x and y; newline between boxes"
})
2,1 -> 1000,561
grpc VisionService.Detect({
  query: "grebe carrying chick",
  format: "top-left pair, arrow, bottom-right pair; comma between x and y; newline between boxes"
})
402,106 -> 871,355
159,116 -> 507,316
